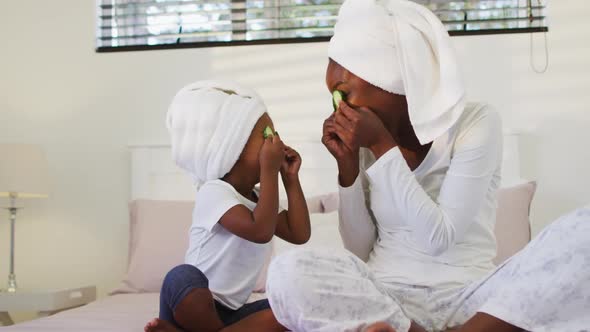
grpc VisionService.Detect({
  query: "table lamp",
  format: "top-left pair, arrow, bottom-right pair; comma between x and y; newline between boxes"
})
0,144 -> 50,293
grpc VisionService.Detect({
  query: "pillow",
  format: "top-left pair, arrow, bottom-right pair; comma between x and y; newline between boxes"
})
253,200 -> 340,293
112,200 -> 194,294
113,194 -> 335,294
273,211 -> 342,258
114,182 -> 535,294
493,181 -> 536,265
275,182 -> 537,266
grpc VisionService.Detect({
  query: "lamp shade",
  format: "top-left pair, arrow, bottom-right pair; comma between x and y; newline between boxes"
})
0,144 -> 50,198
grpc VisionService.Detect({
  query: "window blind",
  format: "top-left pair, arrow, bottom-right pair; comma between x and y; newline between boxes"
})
96,0 -> 547,52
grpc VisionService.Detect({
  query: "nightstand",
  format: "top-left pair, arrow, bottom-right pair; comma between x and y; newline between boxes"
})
0,286 -> 97,326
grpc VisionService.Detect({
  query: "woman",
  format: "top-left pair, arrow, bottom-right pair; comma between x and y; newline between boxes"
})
266,0 -> 590,331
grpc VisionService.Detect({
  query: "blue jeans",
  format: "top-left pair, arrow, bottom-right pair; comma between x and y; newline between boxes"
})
159,264 -> 271,328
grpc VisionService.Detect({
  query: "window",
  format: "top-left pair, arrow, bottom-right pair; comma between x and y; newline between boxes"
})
96,0 -> 547,52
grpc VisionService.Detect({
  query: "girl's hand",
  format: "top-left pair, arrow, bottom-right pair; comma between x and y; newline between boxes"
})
281,145 -> 302,179
260,135 -> 285,173
333,101 -> 395,153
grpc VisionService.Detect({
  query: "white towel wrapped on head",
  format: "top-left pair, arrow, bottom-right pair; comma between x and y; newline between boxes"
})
166,80 -> 267,187
328,0 -> 466,145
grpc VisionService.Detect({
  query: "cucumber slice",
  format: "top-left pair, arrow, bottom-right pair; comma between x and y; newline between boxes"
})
332,90 -> 345,112
263,126 -> 274,139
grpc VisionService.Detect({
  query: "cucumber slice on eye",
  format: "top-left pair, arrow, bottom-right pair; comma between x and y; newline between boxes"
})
263,126 -> 274,139
332,90 -> 345,112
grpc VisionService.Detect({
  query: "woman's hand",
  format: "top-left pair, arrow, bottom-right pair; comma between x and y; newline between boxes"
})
333,102 -> 396,158
281,145 -> 302,180
322,111 -> 360,187
322,112 -> 359,162
260,135 -> 285,174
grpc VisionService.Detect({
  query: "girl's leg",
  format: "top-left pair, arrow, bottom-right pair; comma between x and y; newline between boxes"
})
267,248 -> 412,332
220,308 -> 284,332
147,264 -> 285,332
148,264 -> 225,332
172,287 -> 225,332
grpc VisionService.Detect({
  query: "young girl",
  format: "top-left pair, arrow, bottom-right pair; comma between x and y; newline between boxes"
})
144,81 -> 311,332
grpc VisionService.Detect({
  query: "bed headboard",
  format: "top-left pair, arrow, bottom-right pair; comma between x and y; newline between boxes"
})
129,139 -> 338,201
129,133 -> 524,201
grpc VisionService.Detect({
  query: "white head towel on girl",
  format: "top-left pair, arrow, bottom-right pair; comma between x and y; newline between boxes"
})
328,0 -> 466,145
166,80 -> 267,187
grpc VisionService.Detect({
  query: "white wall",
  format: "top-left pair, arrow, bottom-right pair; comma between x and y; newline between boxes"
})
0,0 -> 589,313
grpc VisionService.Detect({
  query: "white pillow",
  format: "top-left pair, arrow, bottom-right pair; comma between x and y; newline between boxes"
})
114,182 -> 535,294
112,200 -> 193,294
493,181 -> 536,264
274,182 -> 537,265
273,211 -> 342,258
113,195 -> 337,294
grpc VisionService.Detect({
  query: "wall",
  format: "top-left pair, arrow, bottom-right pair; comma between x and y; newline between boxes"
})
0,0 -> 588,317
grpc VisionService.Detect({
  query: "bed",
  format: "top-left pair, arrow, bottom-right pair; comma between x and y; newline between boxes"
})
0,135 -> 536,331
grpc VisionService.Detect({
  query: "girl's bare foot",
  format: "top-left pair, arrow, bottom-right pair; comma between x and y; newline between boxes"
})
364,322 -> 397,332
144,318 -> 181,332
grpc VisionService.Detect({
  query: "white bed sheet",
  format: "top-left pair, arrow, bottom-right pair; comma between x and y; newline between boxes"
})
1,293 -> 158,331
1,292 -> 269,331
